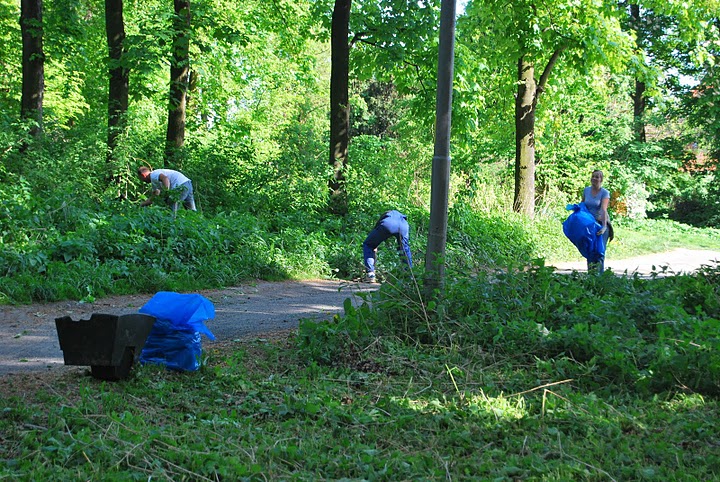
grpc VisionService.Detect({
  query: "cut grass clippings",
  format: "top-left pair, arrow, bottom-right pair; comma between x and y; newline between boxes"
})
1,330 -> 718,481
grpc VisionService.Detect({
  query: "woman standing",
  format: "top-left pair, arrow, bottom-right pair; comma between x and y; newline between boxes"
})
582,170 -> 610,272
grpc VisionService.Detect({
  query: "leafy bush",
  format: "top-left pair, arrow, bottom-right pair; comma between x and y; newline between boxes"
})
303,261 -> 720,396
446,205 -> 539,269
0,204 -> 336,302
346,135 -> 432,216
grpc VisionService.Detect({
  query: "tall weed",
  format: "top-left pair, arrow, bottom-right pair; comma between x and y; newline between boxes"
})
302,261 -> 720,396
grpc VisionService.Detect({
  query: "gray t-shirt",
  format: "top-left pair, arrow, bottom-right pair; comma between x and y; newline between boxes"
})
150,169 -> 191,191
582,186 -> 610,221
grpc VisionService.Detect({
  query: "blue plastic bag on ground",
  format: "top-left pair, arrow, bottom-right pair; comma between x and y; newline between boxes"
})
138,292 -> 216,371
563,203 -> 605,263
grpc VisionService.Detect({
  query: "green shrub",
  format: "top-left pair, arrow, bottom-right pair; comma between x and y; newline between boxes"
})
303,260 -> 720,396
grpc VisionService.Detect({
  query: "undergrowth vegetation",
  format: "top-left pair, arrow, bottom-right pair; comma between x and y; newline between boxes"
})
1,70 -> 718,479
2,98 -> 720,305
2,182 -> 719,304
300,262 -> 720,397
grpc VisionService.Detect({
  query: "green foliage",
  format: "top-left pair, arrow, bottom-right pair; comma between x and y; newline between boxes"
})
4,156 -> 720,304
42,0 -> 106,129
667,178 -> 720,227
0,0 -> 20,113
304,260 -> 720,397
535,70 -> 634,198
346,135 -> 432,216
350,80 -> 406,138
447,204 -> 535,268
610,138 -> 696,217
183,124 -> 256,212
2,1 -> 720,474
297,297 -> 375,365
0,0 -> 718,311
0,203 -> 337,302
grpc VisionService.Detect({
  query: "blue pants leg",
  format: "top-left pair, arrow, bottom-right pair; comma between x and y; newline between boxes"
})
587,229 -> 610,273
180,181 -> 197,211
363,226 -> 392,273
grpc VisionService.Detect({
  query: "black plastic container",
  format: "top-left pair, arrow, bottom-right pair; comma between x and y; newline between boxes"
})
55,313 -> 156,380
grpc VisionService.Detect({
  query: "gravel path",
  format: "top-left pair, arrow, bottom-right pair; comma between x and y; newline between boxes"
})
551,248 -> 720,276
0,279 -> 375,376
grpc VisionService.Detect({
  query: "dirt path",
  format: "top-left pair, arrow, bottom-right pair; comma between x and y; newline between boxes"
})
0,279 -> 376,376
551,248 -> 720,276
1,248 -> 718,376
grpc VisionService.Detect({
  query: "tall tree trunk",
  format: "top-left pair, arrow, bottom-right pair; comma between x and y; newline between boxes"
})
633,79 -> 646,142
513,49 -> 563,218
630,4 -> 646,142
105,0 -> 129,183
165,0 -> 191,168
514,56 -> 536,217
328,0 -> 350,215
20,0 -> 44,139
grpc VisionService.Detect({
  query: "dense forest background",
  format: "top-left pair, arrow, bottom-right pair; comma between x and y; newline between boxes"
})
0,0 -> 719,302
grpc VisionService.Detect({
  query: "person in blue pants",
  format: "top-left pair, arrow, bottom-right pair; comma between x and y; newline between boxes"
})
362,210 -> 413,283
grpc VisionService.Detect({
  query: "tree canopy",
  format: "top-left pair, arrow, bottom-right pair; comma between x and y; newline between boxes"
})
0,0 -> 717,230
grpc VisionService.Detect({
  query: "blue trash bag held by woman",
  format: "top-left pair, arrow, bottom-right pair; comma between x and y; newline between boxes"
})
563,203 -> 606,263
138,292 -> 216,371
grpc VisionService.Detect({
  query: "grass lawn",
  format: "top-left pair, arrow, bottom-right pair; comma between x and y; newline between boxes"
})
2,329 -> 718,481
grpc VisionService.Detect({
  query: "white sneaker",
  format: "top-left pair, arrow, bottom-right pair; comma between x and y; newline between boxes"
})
364,273 -> 377,283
